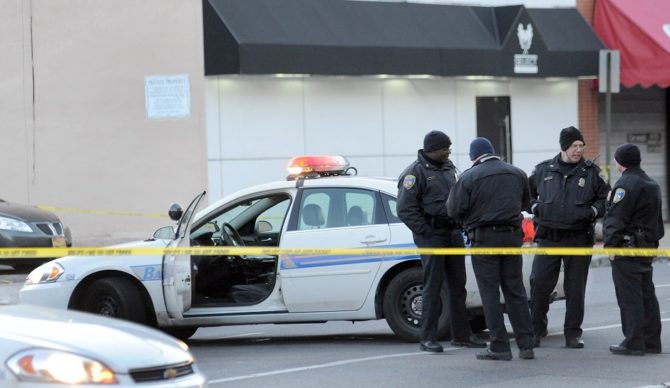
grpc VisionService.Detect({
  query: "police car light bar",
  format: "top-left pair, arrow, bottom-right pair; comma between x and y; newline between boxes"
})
286,155 -> 356,181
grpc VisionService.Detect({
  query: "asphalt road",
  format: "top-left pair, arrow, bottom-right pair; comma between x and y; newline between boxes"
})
2,263 -> 670,387
182,263 -> 670,388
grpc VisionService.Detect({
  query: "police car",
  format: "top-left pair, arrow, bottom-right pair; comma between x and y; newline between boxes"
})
20,155 -> 562,341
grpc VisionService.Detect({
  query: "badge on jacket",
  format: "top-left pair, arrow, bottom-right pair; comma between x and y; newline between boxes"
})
578,177 -> 585,187
612,188 -> 626,203
403,175 -> 416,190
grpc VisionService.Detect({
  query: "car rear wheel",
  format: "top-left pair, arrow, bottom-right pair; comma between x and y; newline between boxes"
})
383,267 -> 451,342
80,277 -> 148,324
163,326 -> 199,341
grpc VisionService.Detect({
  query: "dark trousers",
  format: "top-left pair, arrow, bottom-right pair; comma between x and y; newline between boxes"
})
470,227 -> 533,352
415,228 -> 472,342
531,235 -> 591,339
611,258 -> 662,352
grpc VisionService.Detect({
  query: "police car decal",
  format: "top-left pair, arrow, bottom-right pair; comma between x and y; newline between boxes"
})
281,244 -> 420,270
131,264 -> 162,281
403,175 -> 416,190
612,188 -> 626,204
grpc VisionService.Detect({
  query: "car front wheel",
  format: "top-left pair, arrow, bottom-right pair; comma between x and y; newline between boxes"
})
383,267 -> 451,342
79,277 -> 148,324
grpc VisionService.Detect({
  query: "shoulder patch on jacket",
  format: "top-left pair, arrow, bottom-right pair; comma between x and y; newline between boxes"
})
402,175 -> 416,190
612,188 -> 625,203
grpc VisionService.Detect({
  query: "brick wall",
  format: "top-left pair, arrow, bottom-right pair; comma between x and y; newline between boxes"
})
576,0 -> 600,160
579,80 -> 600,160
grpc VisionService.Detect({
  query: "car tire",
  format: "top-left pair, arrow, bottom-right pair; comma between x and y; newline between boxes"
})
163,326 -> 199,341
80,277 -> 148,324
383,267 -> 451,342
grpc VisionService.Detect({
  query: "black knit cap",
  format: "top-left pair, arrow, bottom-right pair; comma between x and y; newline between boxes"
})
423,130 -> 452,152
559,126 -> 585,151
614,143 -> 641,168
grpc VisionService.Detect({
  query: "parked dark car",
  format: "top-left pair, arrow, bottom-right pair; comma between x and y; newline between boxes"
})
0,198 -> 72,270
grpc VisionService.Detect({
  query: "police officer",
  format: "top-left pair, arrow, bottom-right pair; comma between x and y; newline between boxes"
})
604,143 -> 663,356
397,130 -> 484,352
529,126 -> 609,348
447,137 -> 535,361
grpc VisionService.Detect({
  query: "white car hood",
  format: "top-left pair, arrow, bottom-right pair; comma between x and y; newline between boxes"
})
0,305 -> 192,372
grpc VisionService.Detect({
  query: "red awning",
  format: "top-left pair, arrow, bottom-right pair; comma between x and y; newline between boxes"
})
594,0 -> 670,88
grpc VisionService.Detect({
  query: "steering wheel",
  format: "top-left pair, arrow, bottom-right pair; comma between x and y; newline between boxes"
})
220,222 -> 245,247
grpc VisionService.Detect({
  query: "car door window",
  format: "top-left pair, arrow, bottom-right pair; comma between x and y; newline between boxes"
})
191,193 -> 290,246
381,193 -> 401,224
298,188 -> 377,230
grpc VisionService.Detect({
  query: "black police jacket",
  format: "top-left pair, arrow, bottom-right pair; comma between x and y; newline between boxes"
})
603,166 -> 665,248
397,150 -> 458,236
529,154 -> 609,230
446,155 -> 530,231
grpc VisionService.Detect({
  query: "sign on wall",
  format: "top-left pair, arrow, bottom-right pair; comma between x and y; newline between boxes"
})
514,23 -> 538,74
144,74 -> 191,119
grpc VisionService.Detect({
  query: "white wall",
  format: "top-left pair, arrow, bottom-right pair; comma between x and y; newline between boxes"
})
206,76 -> 578,201
511,79 -> 579,173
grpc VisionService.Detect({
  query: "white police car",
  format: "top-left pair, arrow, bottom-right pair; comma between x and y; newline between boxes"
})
20,156 -> 562,341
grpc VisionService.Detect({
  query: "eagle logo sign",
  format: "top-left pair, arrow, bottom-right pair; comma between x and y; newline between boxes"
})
517,23 -> 533,54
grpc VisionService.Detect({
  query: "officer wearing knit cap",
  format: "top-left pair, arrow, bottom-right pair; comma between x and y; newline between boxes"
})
614,143 -> 641,168
528,126 -> 609,349
559,126 -> 585,151
604,143 -> 664,356
423,130 -> 452,152
397,131 -> 485,352
447,137 -> 535,361
469,137 -> 495,161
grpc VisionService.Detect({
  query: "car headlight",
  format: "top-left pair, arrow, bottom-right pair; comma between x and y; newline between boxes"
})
25,263 -> 64,285
0,216 -> 32,232
6,348 -> 118,384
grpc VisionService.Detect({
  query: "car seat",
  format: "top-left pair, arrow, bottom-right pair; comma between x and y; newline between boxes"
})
347,205 -> 366,226
302,203 -> 325,229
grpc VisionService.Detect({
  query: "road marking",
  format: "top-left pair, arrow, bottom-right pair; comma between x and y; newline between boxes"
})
209,319 -> 670,385
208,351 -> 436,384
636,383 -> 670,388
655,284 -> 670,288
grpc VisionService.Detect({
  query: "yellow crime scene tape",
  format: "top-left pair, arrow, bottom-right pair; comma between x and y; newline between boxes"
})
36,205 -> 167,218
0,246 -> 668,259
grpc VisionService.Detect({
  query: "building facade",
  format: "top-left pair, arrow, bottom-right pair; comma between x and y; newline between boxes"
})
5,0 -> 662,246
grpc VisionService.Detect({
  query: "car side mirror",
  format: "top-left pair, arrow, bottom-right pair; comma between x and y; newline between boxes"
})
153,226 -> 176,240
255,220 -> 272,233
168,203 -> 183,221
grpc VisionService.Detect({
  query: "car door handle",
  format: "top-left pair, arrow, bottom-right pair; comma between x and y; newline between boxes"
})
361,236 -> 387,244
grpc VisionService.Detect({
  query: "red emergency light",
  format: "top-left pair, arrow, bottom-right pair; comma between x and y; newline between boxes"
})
286,155 -> 355,180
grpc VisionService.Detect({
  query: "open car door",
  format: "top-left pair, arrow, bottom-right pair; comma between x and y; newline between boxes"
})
163,191 -> 206,319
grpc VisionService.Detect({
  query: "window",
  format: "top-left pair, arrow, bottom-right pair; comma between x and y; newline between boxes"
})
298,188 -> 378,230
191,193 -> 291,244
381,193 -> 401,224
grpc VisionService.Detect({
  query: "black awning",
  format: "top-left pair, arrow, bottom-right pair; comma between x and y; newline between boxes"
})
203,0 -> 603,77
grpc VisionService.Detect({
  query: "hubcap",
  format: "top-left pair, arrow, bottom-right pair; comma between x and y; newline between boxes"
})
401,284 -> 423,327
96,295 -> 119,317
